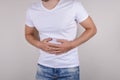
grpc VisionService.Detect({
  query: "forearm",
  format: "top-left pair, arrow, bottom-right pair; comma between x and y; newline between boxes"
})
72,28 -> 97,48
25,34 -> 41,49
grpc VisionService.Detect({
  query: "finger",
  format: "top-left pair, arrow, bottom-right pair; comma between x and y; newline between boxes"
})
44,38 -> 52,41
47,47 -> 51,51
46,49 -> 59,54
56,39 -> 67,43
43,38 -> 52,43
50,47 -> 61,51
51,51 -> 62,54
46,46 -> 60,52
47,43 -> 60,48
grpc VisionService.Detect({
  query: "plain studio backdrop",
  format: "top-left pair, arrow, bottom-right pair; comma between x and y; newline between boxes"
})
0,0 -> 120,80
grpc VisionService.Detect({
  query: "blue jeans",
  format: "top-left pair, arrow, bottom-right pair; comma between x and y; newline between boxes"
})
36,64 -> 80,80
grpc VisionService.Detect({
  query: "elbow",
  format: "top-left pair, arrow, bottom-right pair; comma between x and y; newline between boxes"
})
93,27 -> 97,35
93,27 -> 97,36
25,33 -> 32,42
25,34 -> 29,41
86,26 -> 97,36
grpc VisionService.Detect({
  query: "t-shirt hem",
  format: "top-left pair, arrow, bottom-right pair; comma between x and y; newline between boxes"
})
37,62 -> 80,68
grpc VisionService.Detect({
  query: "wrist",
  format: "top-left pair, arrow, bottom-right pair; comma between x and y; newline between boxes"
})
35,41 -> 43,49
70,41 -> 78,49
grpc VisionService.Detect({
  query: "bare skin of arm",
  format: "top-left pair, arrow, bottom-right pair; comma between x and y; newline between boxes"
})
25,25 -> 54,53
25,16 -> 97,54
48,16 -> 97,54
71,16 -> 97,47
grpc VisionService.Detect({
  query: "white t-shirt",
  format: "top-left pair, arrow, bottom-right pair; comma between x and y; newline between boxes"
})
25,0 -> 88,68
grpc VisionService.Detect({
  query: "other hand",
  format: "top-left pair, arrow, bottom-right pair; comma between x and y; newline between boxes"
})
47,39 -> 75,55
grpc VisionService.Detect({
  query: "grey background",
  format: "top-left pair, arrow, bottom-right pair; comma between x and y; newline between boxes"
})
0,0 -> 120,80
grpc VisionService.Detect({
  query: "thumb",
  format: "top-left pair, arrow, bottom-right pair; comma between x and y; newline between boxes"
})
43,38 -> 52,42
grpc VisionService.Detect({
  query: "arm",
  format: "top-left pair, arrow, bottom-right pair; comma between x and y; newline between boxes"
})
25,25 -> 40,48
25,25 -> 53,52
48,16 -> 97,54
71,16 -> 97,47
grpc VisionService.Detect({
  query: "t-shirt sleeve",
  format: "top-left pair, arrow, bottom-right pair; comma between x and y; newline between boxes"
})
75,0 -> 89,23
25,9 -> 34,27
